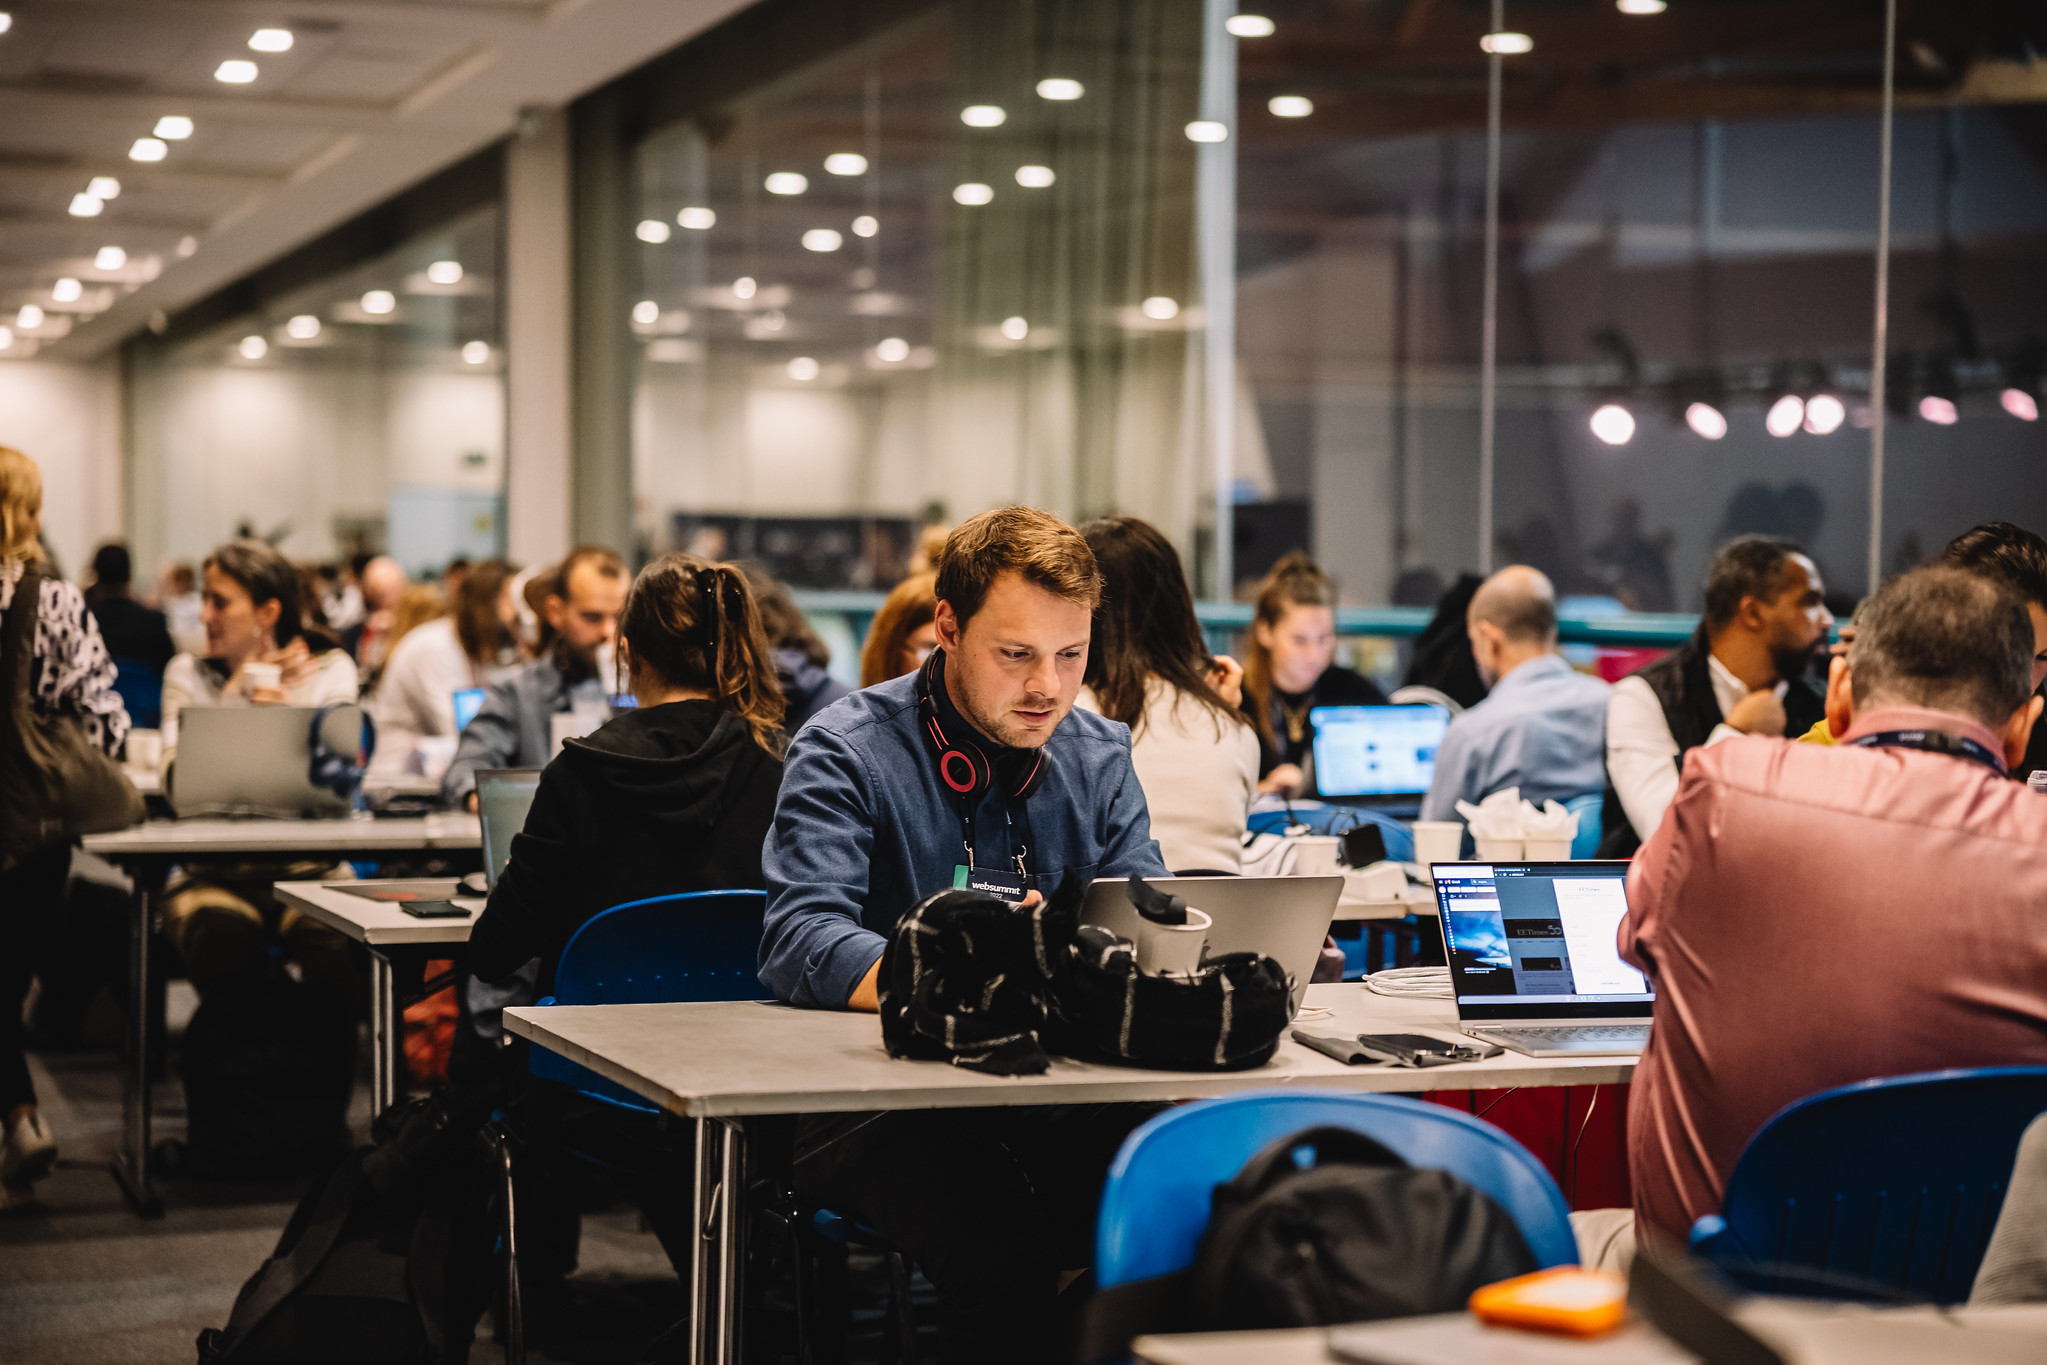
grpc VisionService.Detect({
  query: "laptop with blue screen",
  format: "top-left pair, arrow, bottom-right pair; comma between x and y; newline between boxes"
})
1430,861 -> 1653,1057
1309,704 -> 1448,805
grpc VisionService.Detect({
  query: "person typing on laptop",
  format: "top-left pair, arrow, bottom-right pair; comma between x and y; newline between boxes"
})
1421,565 -> 1611,822
1618,566 -> 2047,1245
761,506 -> 1168,1365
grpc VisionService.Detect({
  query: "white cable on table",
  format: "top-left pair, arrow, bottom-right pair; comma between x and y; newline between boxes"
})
1364,966 -> 1452,999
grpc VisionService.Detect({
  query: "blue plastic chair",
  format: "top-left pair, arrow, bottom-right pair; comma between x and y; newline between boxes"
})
1565,793 -> 1604,860
1096,1089 -> 1578,1294
1690,1067 -> 2047,1303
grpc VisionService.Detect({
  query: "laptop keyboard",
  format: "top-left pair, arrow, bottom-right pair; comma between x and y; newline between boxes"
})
1469,1024 -> 1650,1049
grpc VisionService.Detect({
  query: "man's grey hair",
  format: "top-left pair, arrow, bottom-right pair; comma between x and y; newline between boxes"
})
1848,566 -> 2033,728
1469,565 -> 1558,645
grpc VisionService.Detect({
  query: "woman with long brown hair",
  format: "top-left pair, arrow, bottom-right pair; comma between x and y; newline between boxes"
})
1241,551 -> 1387,795
1076,517 -> 1257,872
858,570 -> 938,688
367,560 -> 519,778
467,551 -> 787,988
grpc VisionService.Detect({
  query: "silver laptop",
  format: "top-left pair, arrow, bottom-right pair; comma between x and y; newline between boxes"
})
475,767 -> 542,891
169,706 -> 356,819
1080,875 -> 1345,1011
1430,861 -> 1652,1057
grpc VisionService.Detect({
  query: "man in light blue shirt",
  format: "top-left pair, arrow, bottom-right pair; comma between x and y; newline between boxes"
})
1421,565 -> 1611,820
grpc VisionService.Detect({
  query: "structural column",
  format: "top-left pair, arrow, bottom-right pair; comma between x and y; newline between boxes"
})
504,106 -> 575,567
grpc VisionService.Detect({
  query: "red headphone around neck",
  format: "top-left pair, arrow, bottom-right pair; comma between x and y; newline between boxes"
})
915,649 -> 1050,803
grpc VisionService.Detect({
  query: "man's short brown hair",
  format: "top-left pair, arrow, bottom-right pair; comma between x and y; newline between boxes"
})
552,544 -> 627,599
935,506 -> 1102,627
1849,566 -> 2034,728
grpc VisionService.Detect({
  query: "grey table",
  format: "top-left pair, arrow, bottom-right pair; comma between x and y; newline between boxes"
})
505,984 -> 1636,1365
79,813 -> 481,1216
1131,1302 -> 2047,1365
273,879 -> 483,1119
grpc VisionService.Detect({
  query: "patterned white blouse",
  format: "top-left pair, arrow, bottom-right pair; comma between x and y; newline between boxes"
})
0,559 -> 129,758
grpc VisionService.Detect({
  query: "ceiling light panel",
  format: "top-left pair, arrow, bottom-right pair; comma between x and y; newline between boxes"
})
249,28 -> 293,52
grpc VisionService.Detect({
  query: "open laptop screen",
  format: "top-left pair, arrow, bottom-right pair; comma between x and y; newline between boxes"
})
1309,705 -> 1447,798
476,768 -> 542,891
1432,862 -> 1653,1017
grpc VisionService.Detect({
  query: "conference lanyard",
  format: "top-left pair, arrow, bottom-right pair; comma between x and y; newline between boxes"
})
1846,729 -> 2006,776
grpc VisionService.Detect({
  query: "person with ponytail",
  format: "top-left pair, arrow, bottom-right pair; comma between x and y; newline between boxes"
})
1240,550 -> 1388,795
468,552 -> 787,991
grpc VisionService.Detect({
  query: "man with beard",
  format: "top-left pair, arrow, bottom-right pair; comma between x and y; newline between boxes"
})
1599,536 -> 1833,856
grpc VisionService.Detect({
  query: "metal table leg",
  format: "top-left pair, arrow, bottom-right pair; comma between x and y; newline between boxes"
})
690,1114 -> 716,1365
369,952 -> 397,1118
113,880 -> 162,1217
716,1118 -> 746,1365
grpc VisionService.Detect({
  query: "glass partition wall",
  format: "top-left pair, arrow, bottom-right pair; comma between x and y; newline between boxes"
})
621,0 -> 1207,588
128,196 -> 505,578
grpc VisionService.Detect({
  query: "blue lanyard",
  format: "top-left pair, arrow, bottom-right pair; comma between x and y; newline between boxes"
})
1846,729 -> 2006,776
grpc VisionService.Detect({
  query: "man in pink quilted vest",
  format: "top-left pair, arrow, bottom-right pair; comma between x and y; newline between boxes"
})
1619,565 -> 2047,1243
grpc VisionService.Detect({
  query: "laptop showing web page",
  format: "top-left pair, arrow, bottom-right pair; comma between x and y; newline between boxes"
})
1430,861 -> 1653,1057
1309,704 -> 1448,804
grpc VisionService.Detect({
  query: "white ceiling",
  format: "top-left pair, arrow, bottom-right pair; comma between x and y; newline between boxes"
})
0,0 -> 757,361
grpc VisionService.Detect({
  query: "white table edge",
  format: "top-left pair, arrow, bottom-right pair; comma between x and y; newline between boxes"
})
273,880 -> 478,947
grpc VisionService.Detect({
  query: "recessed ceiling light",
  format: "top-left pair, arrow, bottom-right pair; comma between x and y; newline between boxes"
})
1766,394 -> 1805,437
1616,0 -> 1667,12
677,206 -> 716,230
286,314 -> 320,339
155,115 -> 194,140
1685,402 -> 1728,439
51,278 -> 82,303
87,176 -> 119,200
249,28 -> 293,51
1480,32 -> 1533,54
787,356 -> 820,381
239,334 -> 268,360
1000,316 -> 1029,341
215,59 -> 258,83
1590,404 -> 1636,445
953,182 -> 994,206
823,153 -> 867,176
68,193 -> 102,217
94,246 -> 126,271
802,228 -> 843,253
876,337 -> 910,363
129,138 -> 167,162
764,172 -> 808,195
175,235 -> 198,257
361,289 -> 395,315
17,304 -> 44,328
1225,14 -> 1275,37
1015,165 -> 1056,188
733,276 -> 757,300
631,300 -> 660,325
0,328 -> 13,351
635,219 -> 671,243
1185,120 -> 1229,143
2003,389 -> 2040,422
1141,296 -> 1179,320
1918,395 -> 1959,425
426,260 -> 463,285
1268,95 -> 1313,117
0,14 -> 12,35
461,341 -> 490,365
960,105 -> 1006,128
851,215 -> 879,237
1803,393 -> 1846,435
1036,78 -> 1083,101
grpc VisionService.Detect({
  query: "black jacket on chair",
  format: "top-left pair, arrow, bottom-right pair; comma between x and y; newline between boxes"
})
468,700 -> 782,990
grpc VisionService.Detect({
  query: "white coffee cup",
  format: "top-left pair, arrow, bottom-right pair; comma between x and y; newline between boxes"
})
240,661 -> 282,694
1411,821 -> 1464,870
1523,835 -> 1573,862
1287,835 -> 1341,878
1474,836 -> 1526,862
125,728 -> 162,772
1135,906 -> 1212,978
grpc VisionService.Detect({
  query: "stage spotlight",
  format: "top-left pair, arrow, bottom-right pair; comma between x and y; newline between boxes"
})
1685,402 -> 1727,440
1803,394 -> 1846,435
1590,404 -> 1635,445
1766,394 -> 1805,437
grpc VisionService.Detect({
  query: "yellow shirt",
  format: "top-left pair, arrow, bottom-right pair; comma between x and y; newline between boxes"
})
1799,717 -> 1836,745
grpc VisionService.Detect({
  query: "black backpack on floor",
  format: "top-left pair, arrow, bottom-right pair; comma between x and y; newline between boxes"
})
197,1088 -> 498,1365
180,966 -> 356,1178
1077,1125 -> 1539,1360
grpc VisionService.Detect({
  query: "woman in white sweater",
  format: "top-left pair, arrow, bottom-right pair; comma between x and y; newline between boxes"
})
1076,516 -> 1258,873
368,560 -> 517,779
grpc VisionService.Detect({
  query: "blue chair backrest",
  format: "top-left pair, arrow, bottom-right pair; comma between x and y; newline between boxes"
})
1095,1089 -> 1577,1288
111,656 -> 163,730
528,890 -> 771,1110
1696,1066 -> 2047,1303
1565,793 -> 1604,860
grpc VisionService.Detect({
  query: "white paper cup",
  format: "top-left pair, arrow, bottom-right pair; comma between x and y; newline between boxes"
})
1287,835 -> 1341,877
125,728 -> 162,771
241,661 -> 282,693
1411,821 -> 1464,869
1473,836 -> 1526,862
1135,906 -> 1212,977
1522,835 -> 1573,862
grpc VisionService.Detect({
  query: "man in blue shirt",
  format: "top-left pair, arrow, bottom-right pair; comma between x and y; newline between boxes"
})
1421,565 -> 1611,822
762,506 -> 1168,1363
